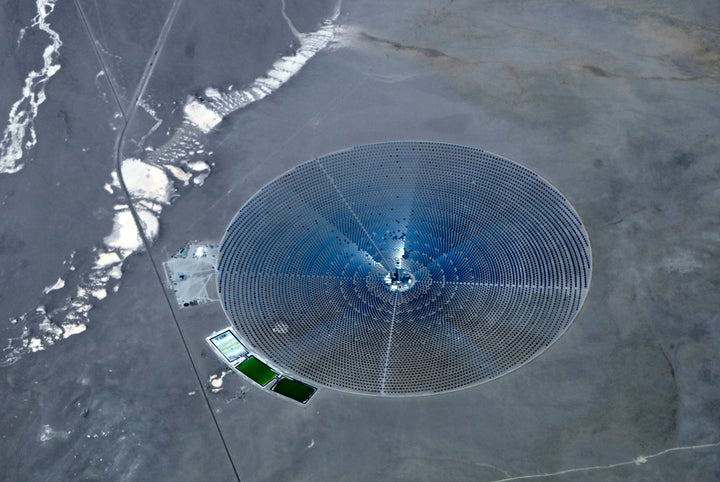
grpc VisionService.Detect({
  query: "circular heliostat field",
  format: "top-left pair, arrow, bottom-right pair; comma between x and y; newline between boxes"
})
217,142 -> 592,395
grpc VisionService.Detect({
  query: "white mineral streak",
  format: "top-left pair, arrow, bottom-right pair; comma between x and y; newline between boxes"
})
40,425 -> 57,442
42,277 -> 65,294
108,265 -> 122,279
120,158 -> 173,203
186,160 -> 210,172
91,288 -> 107,300
138,99 -> 163,146
104,210 -> 143,252
204,87 -> 222,99
94,251 -> 122,268
94,70 -> 113,106
110,170 -> 120,188
25,306 -> 63,352
192,172 -> 209,186
2,9 -> 340,366
183,100 -> 222,134
164,164 -> 192,185
61,322 -> 86,338
183,11 -> 338,125
0,0 -> 62,174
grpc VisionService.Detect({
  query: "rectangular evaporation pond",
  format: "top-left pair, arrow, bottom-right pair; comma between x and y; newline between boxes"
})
271,377 -> 316,404
236,356 -> 278,387
209,330 -> 247,363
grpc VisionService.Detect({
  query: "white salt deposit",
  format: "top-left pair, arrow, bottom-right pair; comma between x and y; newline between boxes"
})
108,265 -> 122,279
183,100 -> 222,133
0,0 -> 62,174
137,209 -> 160,242
94,251 -> 122,268
104,210 -> 143,252
39,316 -> 62,339
40,425 -> 56,442
164,164 -> 192,185
204,87 -> 222,99
110,170 -> 120,188
91,288 -> 107,300
2,5 -> 342,366
121,158 -> 173,204
138,98 -> 163,146
186,160 -> 210,172
42,277 -> 65,294
27,338 -> 44,352
61,322 -> 86,338
192,172 -> 209,186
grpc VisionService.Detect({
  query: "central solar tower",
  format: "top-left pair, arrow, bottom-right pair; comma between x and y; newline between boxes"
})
217,142 -> 592,395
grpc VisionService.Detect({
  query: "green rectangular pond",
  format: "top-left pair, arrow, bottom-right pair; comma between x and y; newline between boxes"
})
235,356 -> 278,387
272,377 -> 316,404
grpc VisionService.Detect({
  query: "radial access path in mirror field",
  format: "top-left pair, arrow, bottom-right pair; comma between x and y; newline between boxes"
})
217,142 -> 591,395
